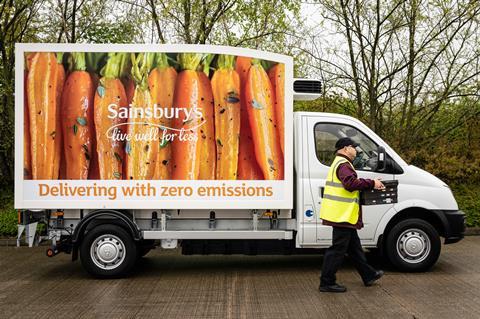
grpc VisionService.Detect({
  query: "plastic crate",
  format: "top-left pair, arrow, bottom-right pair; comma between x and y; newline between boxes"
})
361,180 -> 398,205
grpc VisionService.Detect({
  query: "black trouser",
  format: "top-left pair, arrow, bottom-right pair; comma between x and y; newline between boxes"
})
320,227 -> 377,286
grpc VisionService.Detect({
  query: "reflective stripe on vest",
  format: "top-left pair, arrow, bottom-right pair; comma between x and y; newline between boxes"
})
319,156 -> 360,224
323,194 -> 359,203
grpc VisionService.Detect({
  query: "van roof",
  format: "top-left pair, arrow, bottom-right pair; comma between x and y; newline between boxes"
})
293,111 -> 357,121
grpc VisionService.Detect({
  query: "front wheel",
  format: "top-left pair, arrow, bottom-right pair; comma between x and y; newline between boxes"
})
80,224 -> 137,278
385,218 -> 441,272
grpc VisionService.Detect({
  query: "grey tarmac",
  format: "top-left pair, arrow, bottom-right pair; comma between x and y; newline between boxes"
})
0,236 -> 479,319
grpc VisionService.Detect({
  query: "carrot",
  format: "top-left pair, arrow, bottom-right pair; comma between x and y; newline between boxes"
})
61,53 -> 95,179
197,54 -> 216,180
125,53 -> 158,180
123,77 -> 135,106
86,53 -> 106,180
90,72 -> 100,90
268,63 -> 285,155
25,52 -> 35,71
119,54 -> 134,179
86,53 -> 107,92
54,56 -> 66,180
24,52 -> 46,179
211,55 -> 241,180
149,53 -> 177,180
94,53 -> 128,180
245,60 -> 284,180
23,66 -> 31,179
87,83 -> 100,181
27,52 -> 65,180
87,76 -> 99,180
235,56 -> 263,180
119,53 -> 135,106
171,53 -> 203,180
59,150 -> 67,179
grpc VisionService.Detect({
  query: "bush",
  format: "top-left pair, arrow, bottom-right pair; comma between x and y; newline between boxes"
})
0,189 -> 17,236
451,184 -> 480,228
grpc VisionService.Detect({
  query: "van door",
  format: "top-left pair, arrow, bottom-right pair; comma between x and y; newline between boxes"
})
307,117 -> 395,244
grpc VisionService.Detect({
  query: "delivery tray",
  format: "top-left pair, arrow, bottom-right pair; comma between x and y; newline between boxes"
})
361,180 -> 398,205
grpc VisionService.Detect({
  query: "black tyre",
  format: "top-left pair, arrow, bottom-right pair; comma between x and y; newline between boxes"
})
385,218 -> 441,272
80,224 -> 137,278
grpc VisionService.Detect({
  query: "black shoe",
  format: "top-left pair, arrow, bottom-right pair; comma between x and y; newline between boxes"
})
364,270 -> 384,286
319,284 -> 347,293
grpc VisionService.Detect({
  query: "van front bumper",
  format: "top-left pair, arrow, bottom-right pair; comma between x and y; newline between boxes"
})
442,210 -> 466,244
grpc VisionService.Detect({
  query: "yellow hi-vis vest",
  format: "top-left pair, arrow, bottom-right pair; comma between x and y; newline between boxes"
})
319,156 -> 360,224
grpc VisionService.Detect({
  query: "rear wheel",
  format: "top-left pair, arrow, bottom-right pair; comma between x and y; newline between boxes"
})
385,218 -> 441,272
80,224 -> 137,278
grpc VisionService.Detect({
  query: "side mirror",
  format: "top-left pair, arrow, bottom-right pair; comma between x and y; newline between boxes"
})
376,146 -> 386,172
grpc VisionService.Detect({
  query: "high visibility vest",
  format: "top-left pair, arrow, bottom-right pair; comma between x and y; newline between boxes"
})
319,156 -> 360,224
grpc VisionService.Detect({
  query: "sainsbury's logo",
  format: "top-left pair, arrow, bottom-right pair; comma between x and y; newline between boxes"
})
107,104 -> 203,121
105,103 -> 205,144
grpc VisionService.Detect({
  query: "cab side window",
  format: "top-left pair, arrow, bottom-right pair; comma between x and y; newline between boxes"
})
314,123 -> 379,171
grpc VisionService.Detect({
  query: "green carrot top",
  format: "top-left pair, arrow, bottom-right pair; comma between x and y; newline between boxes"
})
131,52 -> 155,91
154,53 -> 170,69
85,52 -> 107,74
69,52 -> 87,72
101,53 -> 128,79
201,54 -> 215,76
217,55 -> 235,70
177,53 -> 202,71
56,52 -> 64,65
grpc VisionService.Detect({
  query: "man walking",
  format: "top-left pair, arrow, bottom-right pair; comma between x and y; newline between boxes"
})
319,137 -> 385,293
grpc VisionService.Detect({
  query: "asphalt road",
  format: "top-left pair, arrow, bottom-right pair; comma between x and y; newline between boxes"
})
0,236 -> 479,319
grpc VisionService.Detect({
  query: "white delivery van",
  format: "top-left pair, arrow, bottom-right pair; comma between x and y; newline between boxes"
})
15,44 -> 465,278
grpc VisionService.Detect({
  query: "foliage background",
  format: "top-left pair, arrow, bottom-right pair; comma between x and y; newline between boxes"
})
0,0 -> 478,235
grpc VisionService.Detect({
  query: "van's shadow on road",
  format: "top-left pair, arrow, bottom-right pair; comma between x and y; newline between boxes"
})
131,251 -> 396,279
43,250 -> 441,280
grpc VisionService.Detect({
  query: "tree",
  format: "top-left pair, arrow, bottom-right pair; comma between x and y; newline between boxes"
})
116,0 -> 301,50
41,0 -> 140,43
303,0 -> 480,151
0,0 -> 43,188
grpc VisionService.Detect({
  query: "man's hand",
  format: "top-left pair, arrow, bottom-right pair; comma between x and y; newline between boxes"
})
373,178 -> 385,190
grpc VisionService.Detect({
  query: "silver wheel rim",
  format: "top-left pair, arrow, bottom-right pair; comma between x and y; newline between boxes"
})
90,234 -> 126,270
396,228 -> 431,264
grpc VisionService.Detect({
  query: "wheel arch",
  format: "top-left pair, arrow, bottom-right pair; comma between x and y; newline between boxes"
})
376,206 -> 447,248
71,210 -> 141,261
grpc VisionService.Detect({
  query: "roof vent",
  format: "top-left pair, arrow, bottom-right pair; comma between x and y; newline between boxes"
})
293,78 -> 322,101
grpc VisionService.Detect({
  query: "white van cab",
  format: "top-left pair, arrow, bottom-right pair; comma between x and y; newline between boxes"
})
295,111 -> 465,271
